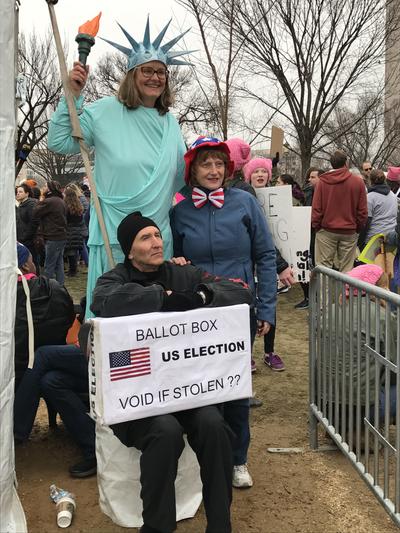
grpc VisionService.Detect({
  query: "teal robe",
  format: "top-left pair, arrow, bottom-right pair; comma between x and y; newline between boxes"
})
48,96 -> 185,317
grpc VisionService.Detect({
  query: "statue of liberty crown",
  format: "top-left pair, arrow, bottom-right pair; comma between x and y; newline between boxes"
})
100,16 -> 192,71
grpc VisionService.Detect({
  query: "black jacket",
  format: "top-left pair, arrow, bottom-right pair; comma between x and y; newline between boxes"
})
303,183 -> 314,207
276,249 -> 289,274
228,177 -> 257,197
16,198 -> 38,245
15,275 -> 75,385
65,211 -> 86,253
91,261 -> 253,318
32,194 -> 67,241
368,183 -> 391,196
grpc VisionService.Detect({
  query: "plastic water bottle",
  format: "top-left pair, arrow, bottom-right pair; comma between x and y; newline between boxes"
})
49,484 -> 76,528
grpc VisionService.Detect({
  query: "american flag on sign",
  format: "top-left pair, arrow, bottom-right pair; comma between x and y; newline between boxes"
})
109,347 -> 151,382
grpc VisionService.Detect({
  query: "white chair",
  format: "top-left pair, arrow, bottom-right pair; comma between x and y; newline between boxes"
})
96,423 -> 203,528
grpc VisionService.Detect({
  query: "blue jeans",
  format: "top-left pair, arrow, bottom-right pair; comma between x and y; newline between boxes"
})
80,242 -> 89,266
223,398 -> 250,465
14,345 -> 95,458
44,239 -> 66,285
369,386 -> 397,423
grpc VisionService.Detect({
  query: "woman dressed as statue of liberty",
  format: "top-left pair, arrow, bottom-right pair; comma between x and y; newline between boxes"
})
48,17 -> 191,316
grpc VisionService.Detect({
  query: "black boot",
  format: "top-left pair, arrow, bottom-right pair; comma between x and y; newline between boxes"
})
140,526 -> 172,533
69,456 -> 97,478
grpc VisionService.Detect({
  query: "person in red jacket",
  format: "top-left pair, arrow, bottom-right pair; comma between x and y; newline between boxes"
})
311,150 -> 368,272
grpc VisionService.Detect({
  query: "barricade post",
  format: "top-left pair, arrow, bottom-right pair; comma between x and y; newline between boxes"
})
309,265 -> 400,526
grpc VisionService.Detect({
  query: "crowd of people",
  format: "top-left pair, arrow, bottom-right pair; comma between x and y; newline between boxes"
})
13,16 -> 400,533
16,179 -> 90,283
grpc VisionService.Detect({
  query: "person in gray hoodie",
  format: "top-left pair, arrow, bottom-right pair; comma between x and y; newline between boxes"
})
358,169 -> 398,250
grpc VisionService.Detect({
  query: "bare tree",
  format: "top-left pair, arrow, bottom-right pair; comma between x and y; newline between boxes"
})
16,31 -> 63,178
317,91 -> 400,169
84,51 -> 126,102
25,126 -> 84,182
172,68 -> 226,136
86,50 -> 223,139
218,0 -> 400,174
176,0 -> 249,140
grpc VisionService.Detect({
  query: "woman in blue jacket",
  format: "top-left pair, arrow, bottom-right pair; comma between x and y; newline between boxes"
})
171,136 -> 276,489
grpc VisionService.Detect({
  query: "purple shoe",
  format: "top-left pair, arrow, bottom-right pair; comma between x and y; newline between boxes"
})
264,352 -> 285,372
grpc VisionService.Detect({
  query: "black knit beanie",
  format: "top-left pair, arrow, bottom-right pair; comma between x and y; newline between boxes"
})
117,211 -> 160,258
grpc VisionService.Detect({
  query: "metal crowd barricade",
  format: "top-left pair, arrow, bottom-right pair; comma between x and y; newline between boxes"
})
309,265 -> 400,527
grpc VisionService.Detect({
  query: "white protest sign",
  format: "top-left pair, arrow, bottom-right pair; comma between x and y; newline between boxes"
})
292,207 -> 312,282
89,304 -> 252,425
255,185 -> 294,267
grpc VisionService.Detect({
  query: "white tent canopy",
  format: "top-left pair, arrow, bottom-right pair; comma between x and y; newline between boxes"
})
0,1 -> 27,531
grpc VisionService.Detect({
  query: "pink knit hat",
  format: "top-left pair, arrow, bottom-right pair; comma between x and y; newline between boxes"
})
225,138 -> 251,174
345,264 -> 384,296
387,166 -> 400,182
243,158 -> 273,183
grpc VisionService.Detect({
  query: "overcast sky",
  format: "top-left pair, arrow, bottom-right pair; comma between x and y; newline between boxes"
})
19,0 -> 193,66
16,1 -> 267,145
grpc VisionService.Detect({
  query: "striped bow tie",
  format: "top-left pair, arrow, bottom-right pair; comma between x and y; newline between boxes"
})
192,187 -> 224,209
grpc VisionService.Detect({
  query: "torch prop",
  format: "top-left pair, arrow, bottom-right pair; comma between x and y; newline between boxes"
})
46,2 -> 115,269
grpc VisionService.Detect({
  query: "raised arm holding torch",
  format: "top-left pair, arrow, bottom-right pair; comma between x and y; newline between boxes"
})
45,2 -> 114,269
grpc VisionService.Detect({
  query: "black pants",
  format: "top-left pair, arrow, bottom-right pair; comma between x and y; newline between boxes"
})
67,252 -> 78,274
14,345 -> 95,458
111,406 -> 233,533
263,324 -> 276,353
301,282 -> 309,300
263,311 -> 277,353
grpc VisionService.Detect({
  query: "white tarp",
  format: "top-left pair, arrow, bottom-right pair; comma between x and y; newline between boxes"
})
0,2 -> 27,532
90,304 -> 252,425
96,426 -> 202,528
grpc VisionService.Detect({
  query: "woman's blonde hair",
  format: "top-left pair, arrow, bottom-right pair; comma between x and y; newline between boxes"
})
64,186 -> 83,216
117,68 -> 174,115
66,182 -> 82,196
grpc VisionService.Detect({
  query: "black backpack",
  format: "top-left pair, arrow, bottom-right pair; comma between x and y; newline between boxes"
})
14,276 -> 75,382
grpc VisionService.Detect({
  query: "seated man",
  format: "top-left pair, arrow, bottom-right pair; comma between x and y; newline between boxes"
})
91,212 -> 253,533
14,244 -> 96,477
14,331 -> 96,479
14,242 -> 75,388
324,265 -> 396,431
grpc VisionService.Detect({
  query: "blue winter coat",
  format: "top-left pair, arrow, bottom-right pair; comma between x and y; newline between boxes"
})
170,187 -> 276,324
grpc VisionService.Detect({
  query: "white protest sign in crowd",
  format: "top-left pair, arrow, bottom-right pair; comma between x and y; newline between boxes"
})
256,185 -> 312,282
89,304 -> 252,425
256,185 -> 294,267
292,206 -> 312,282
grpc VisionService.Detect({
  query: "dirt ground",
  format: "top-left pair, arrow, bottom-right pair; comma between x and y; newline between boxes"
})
15,282 -> 399,533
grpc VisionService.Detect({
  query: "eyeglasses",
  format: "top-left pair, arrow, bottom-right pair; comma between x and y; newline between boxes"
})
140,66 -> 169,79
364,167 -> 372,171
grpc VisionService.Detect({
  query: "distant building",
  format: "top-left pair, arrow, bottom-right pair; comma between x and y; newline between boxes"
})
251,147 -> 302,180
384,0 -> 400,163
280,150 -> 302,180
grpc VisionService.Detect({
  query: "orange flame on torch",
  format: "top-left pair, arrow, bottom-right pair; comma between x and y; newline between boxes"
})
78,12 -> 102,37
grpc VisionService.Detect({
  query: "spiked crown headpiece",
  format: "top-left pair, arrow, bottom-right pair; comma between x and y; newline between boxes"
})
100,17 -> 192,71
